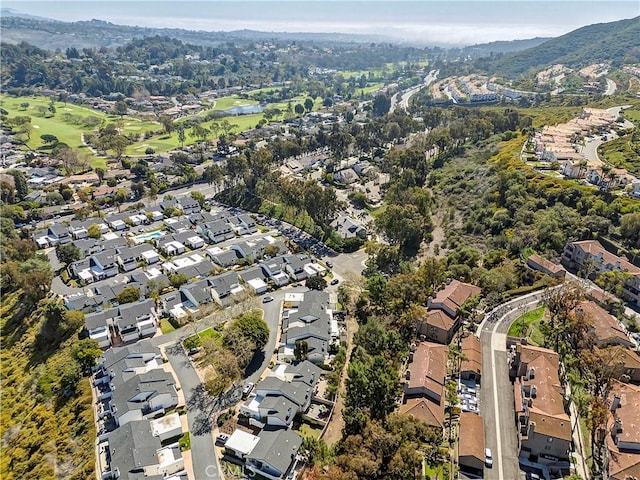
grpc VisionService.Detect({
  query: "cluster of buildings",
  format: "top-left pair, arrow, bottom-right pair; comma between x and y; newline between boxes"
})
561,239 -> 640,308
93,341 -> 186,480
396,280 -> 486,476
508,239 -> 640,478
530,108 -> 638,192
429,75 -> 503,105
48,201 -> 330,348
226,357 -> 330,480
511,344 -> 572,477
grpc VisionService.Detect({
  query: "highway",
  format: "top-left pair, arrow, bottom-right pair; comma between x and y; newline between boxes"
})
390,69 -> 438,111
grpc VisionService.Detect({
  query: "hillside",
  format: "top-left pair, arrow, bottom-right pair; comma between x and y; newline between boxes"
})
461,37 -> 550,57
0,291 -> 96,479
0,15 -> 390,51
490,16 -> 640,77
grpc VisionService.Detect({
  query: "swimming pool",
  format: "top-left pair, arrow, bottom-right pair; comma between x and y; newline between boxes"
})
134,231 -> 164,243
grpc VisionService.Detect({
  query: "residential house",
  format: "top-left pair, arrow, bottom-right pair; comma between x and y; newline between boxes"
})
283,254 -> 311,282
606,381 -> 640,480
333,168 -> 359,184
260,257 -> 290,286
417,280 -> 482,345
89,251 -> 119,281
527,254 -> 566,279
279,291 -> 337,364
245,429 -> 302,480
239,267 -> 268,294
85,309 -> 114,348
458,412 -> 486,478
460,335 -> 482,384
607,345 -> 640,384
561,240 -> 640,307
105,420 -> 184,478
116,299 -> 157,342
149,412 -> 183,443
117,244 -> 156,273
46,224 -> 71,245
224,429 -> 261,461
208,248 -> 239,268
573,301 -> 633,348
512,345 -> 571,472
331,214 -> 367,240
400,342 -> 447,431
197,220 -> 234,244
109,370 -> 179,427
209,271 -> 243,307
178,196 -> 201,215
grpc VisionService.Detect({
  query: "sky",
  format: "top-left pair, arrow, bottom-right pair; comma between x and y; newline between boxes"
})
2,1 -> 639,45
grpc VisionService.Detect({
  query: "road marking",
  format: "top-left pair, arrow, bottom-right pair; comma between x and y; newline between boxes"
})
490,317 -> 505,480
491,297 -> 541,480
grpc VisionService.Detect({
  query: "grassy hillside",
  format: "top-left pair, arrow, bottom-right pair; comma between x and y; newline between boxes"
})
492,16 -> 640,77
0,292 -> 96,480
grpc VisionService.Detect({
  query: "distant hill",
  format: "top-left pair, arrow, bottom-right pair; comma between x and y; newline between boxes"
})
461,37 -> 550,57
0,15 -> 391,50
491,16 -> 640,77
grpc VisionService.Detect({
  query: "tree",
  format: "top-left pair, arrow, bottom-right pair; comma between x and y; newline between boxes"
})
177,124 -> 186,147
40,134 -> 59,146
372,94 -> 391,117
95,167 -> 105,184
168,273 -> 189,288
8,170 -> 28,200
113,100 -> 128,118
115,287 -> 141,305
226,310 -> 270,352
130,182 -> 145,199
190,191 -> 206,207
159,115 -> 174,135
294,340 -> 309,362
306,275 -> 327,291
18,257 -> 53,302
72,339 -> 102,373
620,213 -> 640,248
294,103 -> 305,116
304,97 -> 315,113
87,224 -> 102,239
55,243 -> 81,265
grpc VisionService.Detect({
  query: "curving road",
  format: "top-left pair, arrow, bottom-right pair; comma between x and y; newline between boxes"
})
391,69 -> 438,111
479,291 -> 548,480
604,78 -> 617,96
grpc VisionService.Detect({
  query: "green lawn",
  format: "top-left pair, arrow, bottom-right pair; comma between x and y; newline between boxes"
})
298,422 -> 323,440
356,83 -> 384,96
425,460 -> 449,480
1,95 -> 103,150
211,95 -> 259,111
624,107 -> 640,124
508,306 -> 546,345
160,318 -> 176,334
178,432 -> 191,451
183,327 -> 223,350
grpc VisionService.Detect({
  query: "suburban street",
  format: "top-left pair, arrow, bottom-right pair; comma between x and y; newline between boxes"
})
604,77 -> 617,96
479,291 -> 548,480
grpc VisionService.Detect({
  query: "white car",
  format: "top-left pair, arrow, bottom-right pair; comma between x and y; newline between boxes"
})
485,448 -> 493,468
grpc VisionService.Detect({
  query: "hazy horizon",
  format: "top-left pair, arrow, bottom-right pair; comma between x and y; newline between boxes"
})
2,1 -> 638,46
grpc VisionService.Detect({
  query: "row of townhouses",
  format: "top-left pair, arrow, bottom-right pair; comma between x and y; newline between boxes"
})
93,341 -> 185,480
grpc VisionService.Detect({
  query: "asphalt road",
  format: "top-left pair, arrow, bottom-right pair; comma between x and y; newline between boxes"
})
479,291 -> 547,480
391,69 -> 438,111
604,78 -> 617,96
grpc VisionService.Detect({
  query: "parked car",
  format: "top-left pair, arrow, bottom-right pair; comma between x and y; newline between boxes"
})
262,296 -> 274,303
188,347 -> 201,356
215,434 -> 229,446
326,261 -> 333,268
242,382 -> 255,398
485,448 -> 493,468
330,278 -> 339,285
